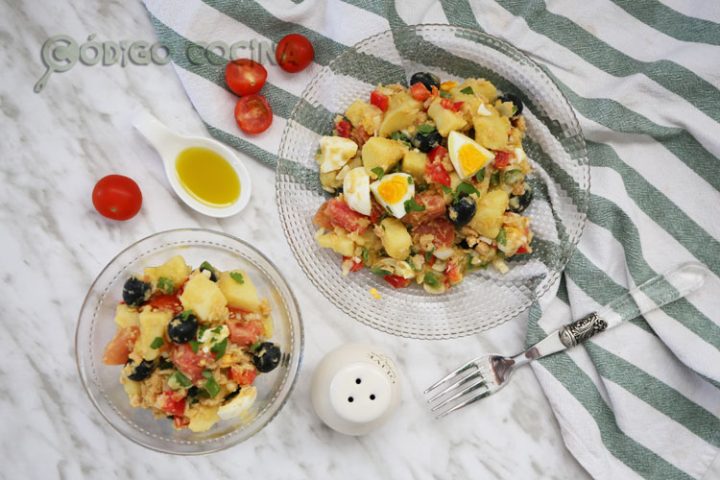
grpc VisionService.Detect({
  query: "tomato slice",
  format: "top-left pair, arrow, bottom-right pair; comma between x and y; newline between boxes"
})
102,326 -> 139,365
370,91 -> 389,112
384,275 -> 411,289
225,58 -> 267,96
413,218 -> 456,249
314,198 -> 371,233
409,82 -> 431,101
148,294 -> 183,314
171,344 -> 207,382
230,365 -> 258,386
161,391 -> 187,417
234,94 -> 273,134
228,319 -> 264,347
493,151 -> 511,169
335,119 -> 352,138
92,174 -> 142,221
425,161 -> 451,187
440,98 -> 464,112
402,191 -> 446,226
276,33 -> 315,73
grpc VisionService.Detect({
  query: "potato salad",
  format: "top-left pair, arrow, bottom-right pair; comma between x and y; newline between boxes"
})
102,256 -> 281,432
313,73 -> 533,294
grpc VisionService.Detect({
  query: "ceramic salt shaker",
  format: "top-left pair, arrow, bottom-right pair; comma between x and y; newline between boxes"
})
311,343 -> 401,436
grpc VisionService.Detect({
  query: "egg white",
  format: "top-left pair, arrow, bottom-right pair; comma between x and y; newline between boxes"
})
447,130 -> 494,179
318,136 -> 358,173
343,167 -> 371,215
370,172 -> 415,219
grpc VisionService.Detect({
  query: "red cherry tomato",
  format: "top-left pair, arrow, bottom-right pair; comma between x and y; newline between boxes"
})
230,365 -> 258,386
427,145 -> 448,164
234,94 -> 273,134
147,294 -> 183,314
102,326 -> 139,365
425,160 -> 451,187
92,175 -> 142,221
225,58 -> 267,96
413,218 -> 456,249
384,275 -> 411,289
228,320 -> 264,347
493,151 -> 511,169
335,119 -> 352,138
313,198 -> 370,234
409,82 -> 431,101
171,344 -> 207,382
370,90 -> 389,112
402,192 -> 446,226
276,33 -> 314,73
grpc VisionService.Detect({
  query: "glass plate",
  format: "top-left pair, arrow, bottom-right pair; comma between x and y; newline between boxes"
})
75,229 -> 303,454
276,25 -> 588,340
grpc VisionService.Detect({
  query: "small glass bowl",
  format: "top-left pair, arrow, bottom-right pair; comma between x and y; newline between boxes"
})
276,25 -> 589,339
75,229 -> 303,454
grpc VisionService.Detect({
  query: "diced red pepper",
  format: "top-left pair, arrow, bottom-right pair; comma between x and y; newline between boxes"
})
445,261 -> 462,285
384,275 -> 411,289
344,257 -> 364,272
370,91 -> 389,112
493,151 -> 511,169
409,82 -> 431,101
162,391 -> 186,417
230,365 -> 258,386
428,145 -> 448,163
173,416 -> 190,429
335,119 -> 352,138
440,98 -> 464,112
516,244 -> 529,254
425,160 -> 451,187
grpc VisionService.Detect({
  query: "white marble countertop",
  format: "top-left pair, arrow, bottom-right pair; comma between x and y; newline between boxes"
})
0,1 -> 589,478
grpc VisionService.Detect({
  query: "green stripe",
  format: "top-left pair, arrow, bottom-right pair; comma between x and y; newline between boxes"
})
527,305 -> 695,480
495,0 -> 720,125
201,0 -> 407,85
585,343 -> 720,448
610,0 -> 720,47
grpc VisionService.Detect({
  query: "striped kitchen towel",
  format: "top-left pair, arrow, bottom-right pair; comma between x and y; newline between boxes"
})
142,0 -> 720,478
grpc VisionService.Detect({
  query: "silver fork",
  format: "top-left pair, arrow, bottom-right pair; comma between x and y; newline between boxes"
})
425,262 -> 708,417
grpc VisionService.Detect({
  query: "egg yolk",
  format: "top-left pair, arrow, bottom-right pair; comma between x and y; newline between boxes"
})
458,143 -> 487,175
377,176 -> 409,204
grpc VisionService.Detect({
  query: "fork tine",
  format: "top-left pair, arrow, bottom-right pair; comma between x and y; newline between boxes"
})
436,389 -> 492,418
423,359 -> 478,394
430,376 -> 487,412
427,370 -> 484,403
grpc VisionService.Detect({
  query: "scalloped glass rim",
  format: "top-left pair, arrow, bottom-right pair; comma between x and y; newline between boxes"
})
276,25 -> 589,340
75,229 -> 304,454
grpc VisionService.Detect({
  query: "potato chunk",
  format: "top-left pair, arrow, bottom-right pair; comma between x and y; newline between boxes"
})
401,150 -> 428,183
378,92 -> 422,137
187,405 -> 220,433
428,98 -> 468,137
362,137 -> 406,178
316,232 -> 355,257
114,304 -> 139,329
345,99 -> 383,135
218,270 -> 261,312
180,273 -> 228,323
473,113 -> 511,151
380,218 -> 412,260
469,189 -> 509,239
135,309 -> 172,361
143,255 -> 191,292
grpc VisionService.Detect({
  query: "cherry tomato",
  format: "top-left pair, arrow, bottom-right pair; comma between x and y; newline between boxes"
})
276,33 -> 314,73
409,82 -> 431,101
402,192 -> 446,226
102,326 -> 139,365
161,391 -> 186,417
148,294 -> 183,314
225,58 -> 267,96
413,218 -> 455,249
493,151 -> 511,169
234,94 -> 273,134
313,198 -> 370,233
171,344 -> 207,382
92,175 -> 142,221
230,365 -> 258,386
426,161 -> 451,187
428,145 -> 448,164
384,275 -> 411,289
370,91 -> 389,112
335,118 -> 352,138
440,98 -> 463,112
228,320 -> 264,347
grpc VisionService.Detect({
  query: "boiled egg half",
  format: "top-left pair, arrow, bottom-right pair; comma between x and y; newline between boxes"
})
343,167 -> 371,215
370,172 -> 415,219
447,130 -> 494,179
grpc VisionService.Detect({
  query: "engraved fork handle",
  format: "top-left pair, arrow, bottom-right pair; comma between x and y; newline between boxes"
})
515,262 -> 708,365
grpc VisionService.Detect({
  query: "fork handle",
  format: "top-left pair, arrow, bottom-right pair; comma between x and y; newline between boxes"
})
520,262 -> 708,363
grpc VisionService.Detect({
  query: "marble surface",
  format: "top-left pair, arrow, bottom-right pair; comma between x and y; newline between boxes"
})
0,1 -> 589,478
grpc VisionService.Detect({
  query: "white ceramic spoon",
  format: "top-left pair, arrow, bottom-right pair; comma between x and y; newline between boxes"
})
133,112 -> 252,218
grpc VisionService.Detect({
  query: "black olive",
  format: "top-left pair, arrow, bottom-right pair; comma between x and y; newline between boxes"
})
448,195 -> 477,227
252,342 -> 282,373
122,277 -> 151,307
509,185 -> 533,213
167,312 -> 198,344
199,261 -> 218,282
224,388 -> 241,402
158,356 -> 174,370
499,93 -> 523,116
127,359 -> 156,381
410,72 -> 440,91
458,238 -> 472,250
411,130 -> 442,153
